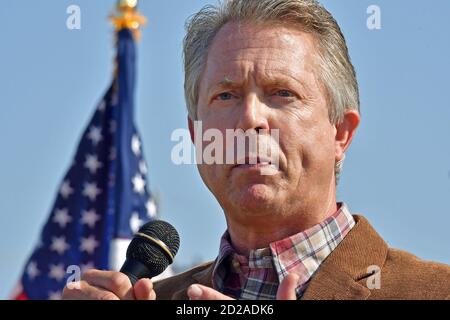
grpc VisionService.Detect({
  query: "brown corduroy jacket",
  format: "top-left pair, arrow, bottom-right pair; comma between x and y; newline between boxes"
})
154,215 -> 450,300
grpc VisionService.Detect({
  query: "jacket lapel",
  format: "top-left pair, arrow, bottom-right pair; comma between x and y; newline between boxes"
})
191,260 -> 215,287
300,266 -> 372,300
301,215 -> 388,300
170,260 -> 216,300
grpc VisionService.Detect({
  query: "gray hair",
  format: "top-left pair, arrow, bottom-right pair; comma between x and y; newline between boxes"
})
183,0 -> 360,125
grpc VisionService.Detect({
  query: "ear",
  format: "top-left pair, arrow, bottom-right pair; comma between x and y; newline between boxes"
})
188,116 -> 195,144
335,110 -> 360,162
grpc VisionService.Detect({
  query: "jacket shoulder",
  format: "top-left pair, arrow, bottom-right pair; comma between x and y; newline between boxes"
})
374,248 -> 450,299
153,261 -> 214,300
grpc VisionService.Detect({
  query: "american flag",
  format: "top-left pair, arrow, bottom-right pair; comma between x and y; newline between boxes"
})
12,29 -> 158,300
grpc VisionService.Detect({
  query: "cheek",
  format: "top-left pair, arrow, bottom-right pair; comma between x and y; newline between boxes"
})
280,119 -> 335,172
197,111 -> 237,154
302,129 -> 336,175
198,103 -> 230,129
197,163 -> 213,183
194,118 -> 229,178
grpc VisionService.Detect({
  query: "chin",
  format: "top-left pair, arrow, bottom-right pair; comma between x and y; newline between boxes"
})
231,183 -> 276,212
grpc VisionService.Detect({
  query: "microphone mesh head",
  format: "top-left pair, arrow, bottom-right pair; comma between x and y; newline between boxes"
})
126,220 -> 180,277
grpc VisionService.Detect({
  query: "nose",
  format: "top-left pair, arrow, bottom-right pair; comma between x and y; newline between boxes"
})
236,93 -> 269,133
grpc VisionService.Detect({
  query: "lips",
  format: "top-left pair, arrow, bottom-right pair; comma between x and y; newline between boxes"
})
232,155 -> 273,169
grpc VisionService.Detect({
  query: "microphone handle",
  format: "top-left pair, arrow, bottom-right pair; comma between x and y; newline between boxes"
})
120,258 -> 153,285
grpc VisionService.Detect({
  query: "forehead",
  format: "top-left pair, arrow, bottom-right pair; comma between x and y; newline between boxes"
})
203,22 -> 319,81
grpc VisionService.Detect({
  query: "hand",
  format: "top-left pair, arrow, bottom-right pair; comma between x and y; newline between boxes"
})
62,269 -> 156,300
187,273 -> 299,300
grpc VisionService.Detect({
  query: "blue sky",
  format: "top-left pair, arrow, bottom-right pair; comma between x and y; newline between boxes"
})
1,0 -> 449,298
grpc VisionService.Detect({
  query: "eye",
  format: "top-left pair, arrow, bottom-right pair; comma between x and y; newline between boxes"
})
275,90 -> 294,97
215,92 -> 234,101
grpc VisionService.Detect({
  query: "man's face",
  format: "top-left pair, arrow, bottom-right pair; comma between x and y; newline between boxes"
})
192,22 -> 341,221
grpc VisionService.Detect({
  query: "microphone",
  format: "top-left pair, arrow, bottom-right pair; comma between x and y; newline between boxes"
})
120,220 -> 180,285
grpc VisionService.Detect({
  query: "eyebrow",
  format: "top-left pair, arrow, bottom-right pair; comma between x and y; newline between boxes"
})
206,76 -> 240,94
220,76 -> 234,86
206,72 -> 309,95
262,69 -> 305,87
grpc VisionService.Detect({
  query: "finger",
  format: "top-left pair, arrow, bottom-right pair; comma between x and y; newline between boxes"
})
62,280 -> 120,300
187,284 -> 234,300
82,269 -> 134,300
276,273 -> 299,300
134,278 -> 156,300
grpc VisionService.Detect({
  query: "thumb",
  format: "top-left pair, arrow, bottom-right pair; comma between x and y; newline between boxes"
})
187,284 -> 234,300
276,273 -> 299,300
134,278 -> 156,300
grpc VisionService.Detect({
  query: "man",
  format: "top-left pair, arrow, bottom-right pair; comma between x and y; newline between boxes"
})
63,0 -> 450,300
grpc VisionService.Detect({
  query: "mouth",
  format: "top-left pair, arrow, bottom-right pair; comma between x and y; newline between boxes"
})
232,156 -> 275,170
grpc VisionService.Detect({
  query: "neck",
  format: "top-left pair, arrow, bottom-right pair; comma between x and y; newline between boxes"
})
225,197 -> 338,256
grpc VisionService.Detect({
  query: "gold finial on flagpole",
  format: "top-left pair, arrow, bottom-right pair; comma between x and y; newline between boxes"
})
110,0 -> 146,40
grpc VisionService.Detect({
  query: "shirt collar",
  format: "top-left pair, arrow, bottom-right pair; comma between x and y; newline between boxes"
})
212,202 -> 355,293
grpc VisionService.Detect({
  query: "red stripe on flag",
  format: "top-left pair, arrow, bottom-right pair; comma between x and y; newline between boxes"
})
13,291 -> 29,300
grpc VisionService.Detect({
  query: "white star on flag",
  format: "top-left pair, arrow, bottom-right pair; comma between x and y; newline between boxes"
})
53,208 -> 72,228
48,263 -> 66,281
146,199 -> 157,218
80,236 -> 99,255
26,261 -> 40,280
81,262 -> 95,274
109,147 -> 117,161
139,160 -> 148,175
109,120 -> 117,134
81,209 -> 100,228
48,290 -> 62,300
59,180 -> 73,199
111,92 -> 118,106
108,173 -> 116,188
131,134 -> 141,156
84,154 -> 103,174
97,100 -> 106,112
87,126 -> 103,146
132,174 -> 146,195
83,182 -> 102,201
130,212 -> 144,233
50,236 -> 70,255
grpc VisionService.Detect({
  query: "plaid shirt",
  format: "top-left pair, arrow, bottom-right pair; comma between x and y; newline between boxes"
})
212,203 -> 355,300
